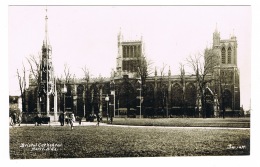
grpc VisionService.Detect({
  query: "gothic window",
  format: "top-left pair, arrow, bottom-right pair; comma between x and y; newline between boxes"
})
133,46 -> 136,58
129,61 -> 133,72
223,89 -> 232,109
171,83 -> 182,107
137,45 -> 141,57
144,84 -> 154,106
123,46 -> 126,58
128,46 -> 131,57
126,46 -> 129,58
124,46 -> 126,58
130,46 -> 132,57
185,83 -> 196,107
127,61 -> 129,71
123,61 -> 126,71
76,85 -> 84,116
136,46 -> 139,57
118,81 -> 135,111
77,85 -> 84,95
131,60 -> 134,72
228,47 -> 232,64
133,60 -> 137,72
131,46 -> 134,57
221,47 -> 226,64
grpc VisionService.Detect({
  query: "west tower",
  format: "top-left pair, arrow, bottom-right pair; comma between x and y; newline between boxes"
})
209,27 -> 240,116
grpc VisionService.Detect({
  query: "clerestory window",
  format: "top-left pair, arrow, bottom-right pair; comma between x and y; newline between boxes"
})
228,47 -> 232,64
221,47 -> 226,64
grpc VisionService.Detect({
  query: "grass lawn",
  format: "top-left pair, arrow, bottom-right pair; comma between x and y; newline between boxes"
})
10,125 -> 250,159
109,117 -> 250,128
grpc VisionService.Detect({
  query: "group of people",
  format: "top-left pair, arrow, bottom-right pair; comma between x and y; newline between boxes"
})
9,112 -> 22,126
58,112 -> 114,128
59,112 -> 75,130
10,111 -> 114,129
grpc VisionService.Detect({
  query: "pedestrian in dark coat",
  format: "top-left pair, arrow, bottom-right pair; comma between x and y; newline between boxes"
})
96,114 -> 100,126
110,116 -> 113,124
59,113 -> 64,126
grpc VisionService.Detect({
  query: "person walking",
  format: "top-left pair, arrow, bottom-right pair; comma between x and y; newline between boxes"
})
59,113 -> 64,126
78,116 -> 82,125
110,115 -> 113,124
70,113 -> 75,130
65,114 -> 69,125
96,113 -> 100,126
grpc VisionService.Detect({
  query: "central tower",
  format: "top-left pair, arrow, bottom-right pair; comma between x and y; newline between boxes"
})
116,30 -> 145,78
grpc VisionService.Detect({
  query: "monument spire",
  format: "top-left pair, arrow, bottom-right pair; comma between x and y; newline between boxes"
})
44,6 -> 49,46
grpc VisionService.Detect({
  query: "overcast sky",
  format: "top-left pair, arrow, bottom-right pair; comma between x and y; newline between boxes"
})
8,5 -> 251,109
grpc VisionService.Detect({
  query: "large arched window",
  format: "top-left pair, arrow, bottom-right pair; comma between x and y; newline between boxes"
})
144,83 -> 154,107
228,47 -> 232,64
221,47 -> 226,64
171,83 -> 182,107
118,81 -> 135,113
223,89 -> 232,109
136,45 -> 141,57
76,84 -> 84,116
185,83 -> 196,107
127,46 -> 129,58
130,46 -> 133,57
123,46 -> 126,58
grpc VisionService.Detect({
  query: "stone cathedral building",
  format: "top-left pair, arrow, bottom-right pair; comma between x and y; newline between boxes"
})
24,14 -> 240,121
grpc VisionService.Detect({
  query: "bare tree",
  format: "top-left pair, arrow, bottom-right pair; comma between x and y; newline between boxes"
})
158,63 -> 167,91
64,63 -> 72,83
26,54 -> 41,111
135,56 -> 153,112
27,54 -> 39,81
16,63 -> 26,112
186,50 -> 217,118
179,63 -> 186,115
81,65 -> 92,117
136,56 -> 153,86
82,65 -> 90,85
26,54 -> 41,82
157,63 -> 167,114
159,63 -> 167,79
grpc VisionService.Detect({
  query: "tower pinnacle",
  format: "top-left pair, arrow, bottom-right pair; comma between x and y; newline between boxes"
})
215,23 -> 218,33
213,23 -> 220,47
44,6 -> 49,46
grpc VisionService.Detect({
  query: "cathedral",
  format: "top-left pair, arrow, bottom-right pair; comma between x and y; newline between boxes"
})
24,13 -> 240,121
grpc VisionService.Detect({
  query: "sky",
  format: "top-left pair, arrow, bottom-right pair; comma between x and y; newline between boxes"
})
8,5 -> 251,110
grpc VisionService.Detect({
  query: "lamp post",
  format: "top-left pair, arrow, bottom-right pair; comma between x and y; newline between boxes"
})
83,85 -> 85,118
105,94 -> 109,122
137,80 -> 142,119
110,80 -> 115,118
61,83 -> 67,113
